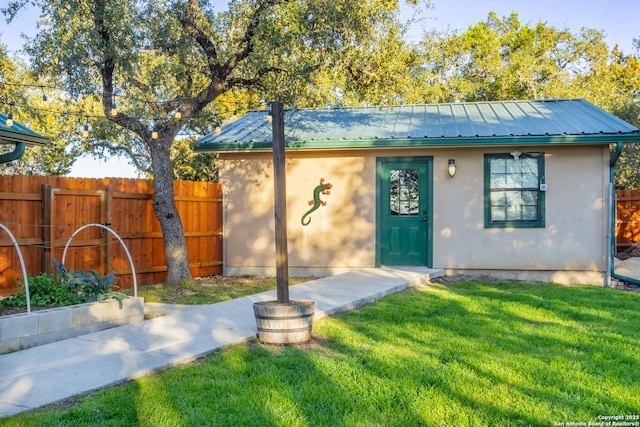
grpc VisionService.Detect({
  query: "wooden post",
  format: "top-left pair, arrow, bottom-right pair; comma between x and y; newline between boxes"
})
272,100 -> 289,303
103,184 -> 113,275
42,184 -> 52,274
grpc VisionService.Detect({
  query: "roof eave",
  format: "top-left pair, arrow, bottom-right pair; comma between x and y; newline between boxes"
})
195,133 -> 640,153
0,129 -> 50,146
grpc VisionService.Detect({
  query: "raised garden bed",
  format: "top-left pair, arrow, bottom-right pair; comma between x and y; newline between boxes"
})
0,297 -> 144,354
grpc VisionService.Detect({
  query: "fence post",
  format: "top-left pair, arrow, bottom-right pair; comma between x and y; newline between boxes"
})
42,184 -> 52,274
104,184 -> 113,275
0,176 -> 224,293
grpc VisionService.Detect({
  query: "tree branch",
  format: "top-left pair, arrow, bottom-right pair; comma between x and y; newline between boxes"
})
126,76 -> 170,117
226,66 -> 290,88
179,0 -> 219,77
223,0 -> 287,77
94,0 -> 116,115
178,0 -> 292,115
128,76 -> 151,94
93,0 -> 158,139
90,140 -> 151,175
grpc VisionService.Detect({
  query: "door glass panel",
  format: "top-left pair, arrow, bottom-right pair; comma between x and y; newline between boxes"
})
390,168 -> 419,216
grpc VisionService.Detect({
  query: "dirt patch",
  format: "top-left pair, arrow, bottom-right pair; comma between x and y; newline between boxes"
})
428,274 -> 544,285
251,335 -> 338,355
616,242 -> 640,261
430,271 -> 640,294
37,396 -> 84,413
0,305 -> 57,316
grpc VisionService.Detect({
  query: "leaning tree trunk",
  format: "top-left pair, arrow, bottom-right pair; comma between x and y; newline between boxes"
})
147,136 -> 193,284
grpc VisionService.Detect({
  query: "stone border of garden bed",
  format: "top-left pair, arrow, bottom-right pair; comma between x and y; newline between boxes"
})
0,297 -> 144,355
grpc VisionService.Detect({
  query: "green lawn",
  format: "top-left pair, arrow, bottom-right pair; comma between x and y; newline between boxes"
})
2,281 -> 639,426
124,276 -> 314,305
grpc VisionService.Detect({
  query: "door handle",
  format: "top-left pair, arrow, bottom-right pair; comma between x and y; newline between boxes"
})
421,217 -> 428,222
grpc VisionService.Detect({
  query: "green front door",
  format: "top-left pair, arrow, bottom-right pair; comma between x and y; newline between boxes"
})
377,157 -> 432,267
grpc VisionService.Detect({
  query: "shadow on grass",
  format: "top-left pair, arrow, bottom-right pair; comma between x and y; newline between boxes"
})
4,282 -> 640,426
333,282 -> 640,424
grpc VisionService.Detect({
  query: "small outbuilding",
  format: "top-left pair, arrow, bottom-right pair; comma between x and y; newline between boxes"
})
197,99 -> 640,285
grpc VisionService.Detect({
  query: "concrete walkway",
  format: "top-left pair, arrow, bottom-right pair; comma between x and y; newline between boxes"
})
0,267 -> 442,418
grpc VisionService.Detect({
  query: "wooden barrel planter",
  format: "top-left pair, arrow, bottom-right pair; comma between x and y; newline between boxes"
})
253,300 -> 316,345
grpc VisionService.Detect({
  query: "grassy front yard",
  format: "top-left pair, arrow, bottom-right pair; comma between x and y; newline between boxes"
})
2,281 -> 639,426
126,276 -> 315,305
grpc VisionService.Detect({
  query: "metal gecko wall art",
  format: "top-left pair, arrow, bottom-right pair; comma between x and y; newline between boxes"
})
301,178 -> 333,226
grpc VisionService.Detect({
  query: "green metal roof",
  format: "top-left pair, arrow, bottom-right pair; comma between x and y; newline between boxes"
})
196,99 -> 640,152
0,113 -> 49,146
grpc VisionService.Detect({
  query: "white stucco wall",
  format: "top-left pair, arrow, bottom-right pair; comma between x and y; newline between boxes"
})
219,144 -> 610,284
431,145 -> 609,284
220,151 -> 377,275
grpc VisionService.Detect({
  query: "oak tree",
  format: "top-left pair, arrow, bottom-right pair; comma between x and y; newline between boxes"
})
3,0 -> 427,282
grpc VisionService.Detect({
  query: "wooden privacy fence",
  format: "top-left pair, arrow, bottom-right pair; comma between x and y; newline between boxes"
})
616,189 -> 640,253
0,175 -> 222,296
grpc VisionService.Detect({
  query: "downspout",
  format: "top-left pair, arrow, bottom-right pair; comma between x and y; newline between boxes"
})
609,141 -> 640,286
0,141 -> 25,164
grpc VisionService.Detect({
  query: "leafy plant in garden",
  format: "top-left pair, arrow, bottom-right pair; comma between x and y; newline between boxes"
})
1,272 -> 84,309
78,270 -> 128,308
53,259 -> 128,308
0,261 -> 128,313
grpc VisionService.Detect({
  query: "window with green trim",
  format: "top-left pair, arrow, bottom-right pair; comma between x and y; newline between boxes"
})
484,153 -> 545,228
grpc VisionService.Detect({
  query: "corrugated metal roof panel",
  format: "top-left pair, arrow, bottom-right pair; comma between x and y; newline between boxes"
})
425,105 -> 442,137
197,99 -> 640,150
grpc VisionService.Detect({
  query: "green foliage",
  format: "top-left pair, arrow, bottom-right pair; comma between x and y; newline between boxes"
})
1,260 -> 129,310
3,4 -> 640,189
413,12 -> 640,189
0,259 -> 129,308
52,259 -> 128,308
0,291 -> 27,308
1,273 -> 83,309
171,138 -> 218,182
79,270 -> 128,308
616,143 -> 640,189
2,0 -> 429,163
1,0 -> 432,283
0,42 -> 82,175
4,282 -> 639,425
417,12 -> 584,102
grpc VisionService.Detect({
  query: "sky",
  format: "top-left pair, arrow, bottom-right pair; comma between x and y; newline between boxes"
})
416,0 -> 638,53
1,0 -> 639,178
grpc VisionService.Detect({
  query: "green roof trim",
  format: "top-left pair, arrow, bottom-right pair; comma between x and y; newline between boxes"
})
198,134 -> 640,152
0,113 -> 50,146
196,99 -> 640,153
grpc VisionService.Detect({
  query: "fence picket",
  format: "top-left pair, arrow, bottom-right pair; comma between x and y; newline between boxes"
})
616,189 -> 640,253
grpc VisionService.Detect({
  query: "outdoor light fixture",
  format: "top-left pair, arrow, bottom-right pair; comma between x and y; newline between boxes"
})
5,112 -> 13,127
447,159 -> 457,177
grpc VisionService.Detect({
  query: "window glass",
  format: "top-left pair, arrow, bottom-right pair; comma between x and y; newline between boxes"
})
485,153 -> 544,228
390,168 -> 419,216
